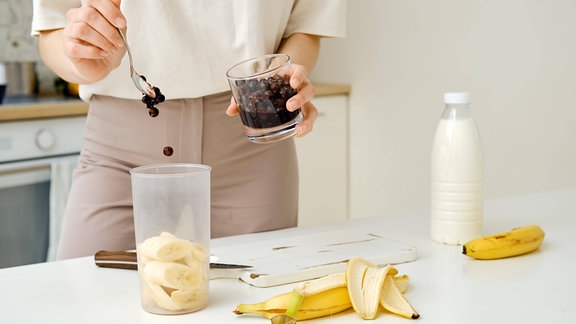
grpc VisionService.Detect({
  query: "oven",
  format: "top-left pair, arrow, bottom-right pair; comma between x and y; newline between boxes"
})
0,115 -> 85,268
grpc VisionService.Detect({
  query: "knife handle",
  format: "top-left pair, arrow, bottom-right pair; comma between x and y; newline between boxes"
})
94,250 -> 251,272
94,250 -> 138,270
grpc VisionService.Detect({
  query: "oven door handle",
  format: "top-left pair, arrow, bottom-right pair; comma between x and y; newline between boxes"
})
0,155 -> 78,189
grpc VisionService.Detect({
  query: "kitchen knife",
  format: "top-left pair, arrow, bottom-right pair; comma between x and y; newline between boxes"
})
94,250 -> 252,277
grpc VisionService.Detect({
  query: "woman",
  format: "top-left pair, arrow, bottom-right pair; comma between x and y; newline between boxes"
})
32,0 -> 347,259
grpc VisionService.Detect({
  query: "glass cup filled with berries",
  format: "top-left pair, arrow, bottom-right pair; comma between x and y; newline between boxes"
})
226,54 -> 303,144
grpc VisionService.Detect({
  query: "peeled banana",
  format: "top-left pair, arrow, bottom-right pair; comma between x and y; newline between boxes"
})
235,286 -> 352,321
234,257 -> 419,321
271,272 -> 348,323
137,232 -> 209,313
462,225 -> 545,260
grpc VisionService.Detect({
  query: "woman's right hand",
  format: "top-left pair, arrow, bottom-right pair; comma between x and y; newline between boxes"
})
62,0 -> 126,83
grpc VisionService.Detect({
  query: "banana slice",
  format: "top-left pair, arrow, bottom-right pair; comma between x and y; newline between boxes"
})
171,289 -> 208,310
142,281 -> 181,311
138,232 -> 209,313
143,260 -> 200,290
181,242 -> 209,267
139,232 -> 193,261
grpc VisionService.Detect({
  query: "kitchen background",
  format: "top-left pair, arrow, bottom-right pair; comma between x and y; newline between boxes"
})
309,0 -> 576,220
0,0 -> 36,60
0,0 -> 57,95
2,0 -> 575,225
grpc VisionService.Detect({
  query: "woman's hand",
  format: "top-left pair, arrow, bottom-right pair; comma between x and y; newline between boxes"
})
60,0 -> 127,83
226,63 -> 318,138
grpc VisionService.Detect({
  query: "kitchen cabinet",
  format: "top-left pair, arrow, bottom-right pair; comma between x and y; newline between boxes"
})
0,100 -> 88,121
296,93 -> 349,226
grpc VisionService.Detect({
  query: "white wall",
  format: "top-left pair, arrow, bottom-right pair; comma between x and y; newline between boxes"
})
310,0 -> 576,219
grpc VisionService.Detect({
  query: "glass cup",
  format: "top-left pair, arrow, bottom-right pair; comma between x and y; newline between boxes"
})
226,54 -> 303,144
130,163 -> 211,315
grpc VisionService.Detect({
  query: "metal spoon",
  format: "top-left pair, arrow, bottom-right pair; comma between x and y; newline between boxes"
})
117,28 -> 156,98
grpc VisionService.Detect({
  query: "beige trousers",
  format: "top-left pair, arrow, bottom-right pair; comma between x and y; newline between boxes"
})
56,93 -> 298,260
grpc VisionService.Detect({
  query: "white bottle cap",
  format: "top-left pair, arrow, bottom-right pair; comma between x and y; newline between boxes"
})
444,92 -> 470,104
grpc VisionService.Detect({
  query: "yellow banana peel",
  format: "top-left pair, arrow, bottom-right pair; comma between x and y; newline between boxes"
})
234,257 -> 419,321
234,286 -> 352,321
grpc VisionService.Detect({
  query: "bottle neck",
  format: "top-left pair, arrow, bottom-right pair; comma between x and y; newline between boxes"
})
441,103 -> 473,120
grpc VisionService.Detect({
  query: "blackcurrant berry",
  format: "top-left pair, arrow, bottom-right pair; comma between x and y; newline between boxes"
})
149,107 -> 159,117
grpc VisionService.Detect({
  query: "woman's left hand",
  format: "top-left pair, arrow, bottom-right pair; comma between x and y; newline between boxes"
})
226,63 -> 318,138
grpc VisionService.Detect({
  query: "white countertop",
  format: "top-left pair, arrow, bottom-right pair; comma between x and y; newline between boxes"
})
1,187 -> 575,323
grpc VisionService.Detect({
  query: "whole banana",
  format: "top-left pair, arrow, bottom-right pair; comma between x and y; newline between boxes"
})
462,225 -> 545,260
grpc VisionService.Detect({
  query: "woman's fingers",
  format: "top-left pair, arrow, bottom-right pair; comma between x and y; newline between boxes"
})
289,64 -> 308,89
226,97 -> 239,116
63,1 -> 126,60
286,64 -> 315,112
286,78 -> 315,112
287,65 -> 318,138
84,0 -> 126,28
296,101 -> 318,138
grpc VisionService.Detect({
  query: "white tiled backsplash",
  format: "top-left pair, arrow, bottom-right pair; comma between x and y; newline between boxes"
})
0,0 -> 59,95
0,0 -> 39,62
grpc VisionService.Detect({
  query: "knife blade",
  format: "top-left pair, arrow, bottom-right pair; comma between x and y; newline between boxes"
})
94,250 -> 251,270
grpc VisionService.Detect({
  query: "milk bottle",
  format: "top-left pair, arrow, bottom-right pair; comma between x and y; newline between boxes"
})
430,92 -> 483,245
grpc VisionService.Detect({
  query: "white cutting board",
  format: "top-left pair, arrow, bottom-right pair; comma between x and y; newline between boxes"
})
211,229 -> 417,287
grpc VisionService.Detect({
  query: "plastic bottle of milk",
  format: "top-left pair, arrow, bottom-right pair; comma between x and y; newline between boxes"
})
430,92 -> 483,245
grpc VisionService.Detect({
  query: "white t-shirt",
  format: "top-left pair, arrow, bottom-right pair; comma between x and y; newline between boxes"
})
32,0 -> 347,101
